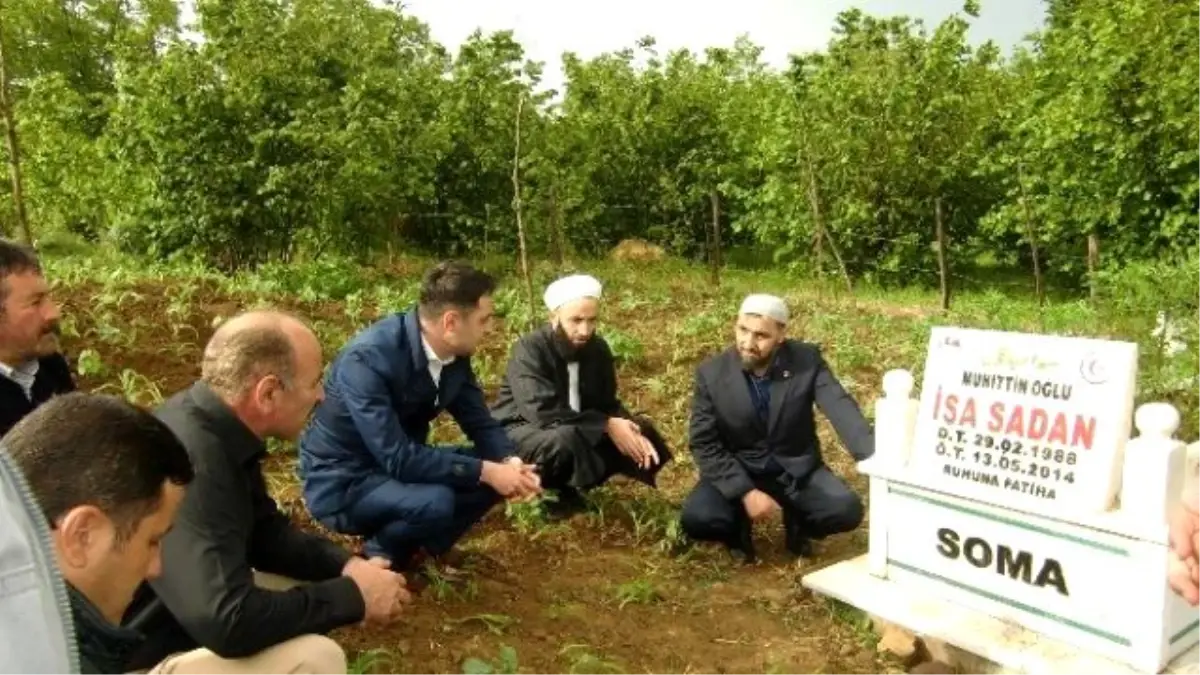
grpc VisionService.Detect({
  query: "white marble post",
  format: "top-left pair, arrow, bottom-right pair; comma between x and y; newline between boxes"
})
874,369 -> 919,470
867,369 -> 919,578
1119,402 -> 1186,525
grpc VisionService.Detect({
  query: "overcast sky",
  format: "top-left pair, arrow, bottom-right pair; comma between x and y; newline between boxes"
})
402,0 -> 1047,92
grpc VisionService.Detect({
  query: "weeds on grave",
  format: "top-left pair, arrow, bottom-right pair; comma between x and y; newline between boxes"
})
462,644 -> 519,675
94,369 -> 163,407
446,613 -> 517,636
614,577 -> 662,608
347,647 -> 392,674
504,490 -> 559,535
422,562 -> 480,602
559,644 -> 624,674
824,597 -> 878,648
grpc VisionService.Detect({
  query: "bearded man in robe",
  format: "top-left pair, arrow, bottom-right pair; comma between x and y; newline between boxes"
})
492,274 -> 672,512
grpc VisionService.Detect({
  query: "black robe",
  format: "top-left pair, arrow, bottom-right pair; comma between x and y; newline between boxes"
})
491,324 -> 671,490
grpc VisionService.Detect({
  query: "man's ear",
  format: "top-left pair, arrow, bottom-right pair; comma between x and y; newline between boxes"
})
56,505 -> 112,570
251,375 -> 283,410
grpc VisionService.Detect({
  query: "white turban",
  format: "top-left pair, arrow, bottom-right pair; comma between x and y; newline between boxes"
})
544,274 -> 603,311
739,293 -> 788,325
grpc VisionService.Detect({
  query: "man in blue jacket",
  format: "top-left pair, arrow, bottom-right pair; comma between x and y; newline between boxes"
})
299,261 -> 541,576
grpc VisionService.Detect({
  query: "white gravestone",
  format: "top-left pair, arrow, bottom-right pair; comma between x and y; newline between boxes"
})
910,327 -> 1139,516
816,326 -> 1197,674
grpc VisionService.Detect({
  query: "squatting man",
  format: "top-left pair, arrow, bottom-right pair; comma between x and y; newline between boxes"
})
491,273 -> 673,515
680,293 -> 875,562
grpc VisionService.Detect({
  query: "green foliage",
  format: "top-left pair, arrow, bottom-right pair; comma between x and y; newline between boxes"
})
0,0 -> 1193,297
462,645 -> 519,675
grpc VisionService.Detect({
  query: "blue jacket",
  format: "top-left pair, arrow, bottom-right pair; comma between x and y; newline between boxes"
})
298,308 -> 513,521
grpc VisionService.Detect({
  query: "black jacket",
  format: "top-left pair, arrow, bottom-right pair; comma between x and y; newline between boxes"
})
125,382 -> 364,668
0,353 -> 76,437
69,584 -> 143,674
689,340 -> 874,500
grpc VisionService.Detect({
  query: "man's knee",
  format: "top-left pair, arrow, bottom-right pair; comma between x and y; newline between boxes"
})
275,635 -> 347,674
679,506 -> 716,540
247,634 -> 345,667
148,635 -> 346,674
680,492 -> 734,541
413,485 -> 457,526
819,491 -> 864,535
515,426 -> 577,478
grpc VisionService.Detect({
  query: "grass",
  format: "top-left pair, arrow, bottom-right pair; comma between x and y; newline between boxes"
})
44,246 -> 1198,673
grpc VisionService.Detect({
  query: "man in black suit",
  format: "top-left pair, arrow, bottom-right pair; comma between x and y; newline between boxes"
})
680,293 -> 873,562
0,239 -> 75,437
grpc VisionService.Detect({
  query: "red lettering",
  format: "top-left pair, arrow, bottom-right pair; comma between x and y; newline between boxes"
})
1073,416 -> 1096,451
1028,408 -> 1048,440
1004,405 -> 1026,436
988,402 -> 1005,432
942,394 -> 960,424
1046,414 -> 1067,445
933,386 -> 943,420
960,398 -> 977,428
986,403 -> 1097,450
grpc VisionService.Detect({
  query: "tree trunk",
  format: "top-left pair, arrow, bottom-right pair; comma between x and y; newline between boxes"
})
511,94 -> 535,331
0,8 -> 31,246
483,204 -> 491,257
1087,233 -> 1100,301
1016,165 -> 1044,307
935,196 -> 951,311
804,157 -> 851,292
550,183 -> 565,266
709,190 -> 721,286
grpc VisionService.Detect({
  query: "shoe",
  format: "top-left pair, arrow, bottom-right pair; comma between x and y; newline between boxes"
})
546,486 -> 588,519
728,515 -> 757,564
783,509 -> 814,558
392,550 -> 431,594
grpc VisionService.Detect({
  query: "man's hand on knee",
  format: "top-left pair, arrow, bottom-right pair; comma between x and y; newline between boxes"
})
741,489 -> 780,522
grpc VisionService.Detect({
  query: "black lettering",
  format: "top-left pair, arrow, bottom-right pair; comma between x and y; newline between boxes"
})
1035,559 -> 1070,596
934,532 -> 1069,596
997,545 -> 1033,583
937,528 -> 960,558
964,537 -> 992,568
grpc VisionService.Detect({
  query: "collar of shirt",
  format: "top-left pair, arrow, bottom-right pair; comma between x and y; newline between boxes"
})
421,335 -> 455,383
0,359 -> 40,399
190,381 -> 268,464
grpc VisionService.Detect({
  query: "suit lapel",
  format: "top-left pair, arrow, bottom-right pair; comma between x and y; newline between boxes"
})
721,350 -> 765,434
767,345 -> 796,434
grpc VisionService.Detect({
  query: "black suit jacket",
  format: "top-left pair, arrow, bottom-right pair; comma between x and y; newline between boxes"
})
0,353 -> 76,438
688,340 -> 874,500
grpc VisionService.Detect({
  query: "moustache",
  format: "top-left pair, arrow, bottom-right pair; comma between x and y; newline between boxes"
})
42,322 -> 61,337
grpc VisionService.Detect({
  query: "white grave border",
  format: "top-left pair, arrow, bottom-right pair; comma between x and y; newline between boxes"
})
850,328 -> 1198,673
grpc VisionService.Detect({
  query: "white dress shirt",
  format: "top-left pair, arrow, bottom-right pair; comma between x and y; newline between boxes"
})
567,362 -> 581,412
421,336 -> 455,404
0,360 -> 39,401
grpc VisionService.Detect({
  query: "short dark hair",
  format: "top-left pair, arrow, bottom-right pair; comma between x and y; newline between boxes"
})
0,239 -> 42,309
417,260 -> 497,320
3,393 -> 194,544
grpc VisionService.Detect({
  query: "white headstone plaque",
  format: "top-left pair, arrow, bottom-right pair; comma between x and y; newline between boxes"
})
909,327 -> 1138,515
